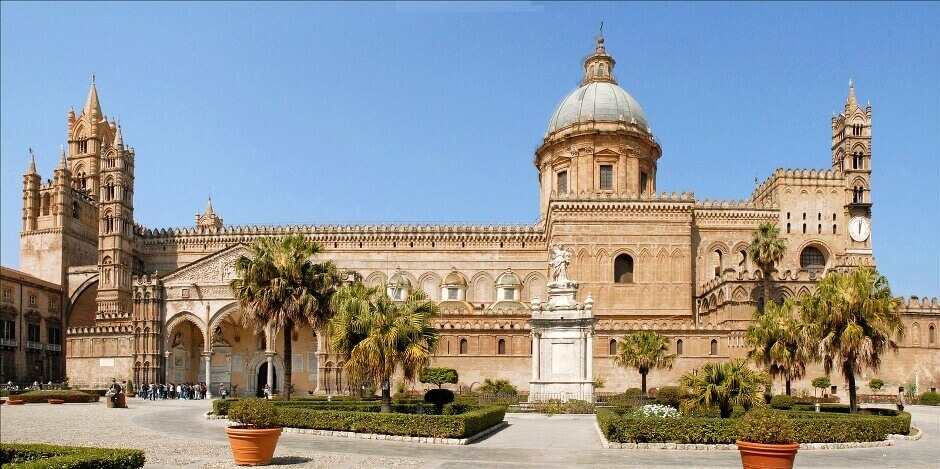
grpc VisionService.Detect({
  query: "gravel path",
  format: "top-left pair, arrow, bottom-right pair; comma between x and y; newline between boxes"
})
2,398 -> 938,468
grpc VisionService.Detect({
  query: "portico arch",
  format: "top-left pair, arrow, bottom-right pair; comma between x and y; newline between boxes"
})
164,316 -> 205,384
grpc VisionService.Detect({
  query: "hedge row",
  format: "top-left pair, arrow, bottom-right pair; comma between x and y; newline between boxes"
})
9,390 -> 100,404
273,405 -> 506,438
214,398 -> 476,416
0,443 -> 145,469
597,409 -> 911,444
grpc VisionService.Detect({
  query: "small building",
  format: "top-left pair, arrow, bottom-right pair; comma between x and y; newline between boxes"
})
0,266 -> 65,383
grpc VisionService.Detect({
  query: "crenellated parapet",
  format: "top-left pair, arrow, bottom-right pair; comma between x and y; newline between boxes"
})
66,324 -> 133,336
901,296 -> 940,314
138,222 -> 546,252
751,167 -> 844,203
552,190 -> 694,202
132,274 -> 163,300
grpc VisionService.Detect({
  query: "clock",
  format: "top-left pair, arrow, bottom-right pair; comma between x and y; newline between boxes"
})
849,217 -> 870,242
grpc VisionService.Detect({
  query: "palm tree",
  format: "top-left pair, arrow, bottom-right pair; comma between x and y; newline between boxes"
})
680,359 -> 768,418
745,298 -> 809,396
231,235 -> 340,401
799,267 -> 904,413
614,330 -> 676,395
328,283 -> 441,412
748,222 -> 787,311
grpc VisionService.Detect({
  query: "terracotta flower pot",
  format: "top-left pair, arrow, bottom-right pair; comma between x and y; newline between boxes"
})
737,440 -> 799,469
48,399 -> 65,404
0,399 -> 5,405
225,426 -> 282,466
8,399 -> 25,405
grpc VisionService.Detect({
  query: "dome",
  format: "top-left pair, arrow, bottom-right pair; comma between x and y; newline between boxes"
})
546,81 -> 648,135
496,270 -> 521,287
388,272 -> 411,288
442,270 -> 468,287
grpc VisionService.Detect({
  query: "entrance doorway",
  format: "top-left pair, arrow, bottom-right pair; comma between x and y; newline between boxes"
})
256,362 -> 277,397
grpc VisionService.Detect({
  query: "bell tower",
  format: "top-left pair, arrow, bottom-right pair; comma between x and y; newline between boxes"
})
96,121 -> 137,325
67,77 -> 114,198
832,80 -> 873,255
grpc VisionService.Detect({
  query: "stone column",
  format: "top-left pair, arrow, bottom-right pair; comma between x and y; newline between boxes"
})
586,333 -> 593,382
164,351 -> 170,382
203,353 -> 212,397
265,353 -> 275,393
531,333 -> 540,381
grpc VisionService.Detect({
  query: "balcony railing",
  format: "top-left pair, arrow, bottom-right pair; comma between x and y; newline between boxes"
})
0,338 -> 16,347
25,341 -> 43,350
45,343 -> 62,352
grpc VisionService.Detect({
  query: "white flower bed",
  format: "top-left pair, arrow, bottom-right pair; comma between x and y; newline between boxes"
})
636,404 -> 680,418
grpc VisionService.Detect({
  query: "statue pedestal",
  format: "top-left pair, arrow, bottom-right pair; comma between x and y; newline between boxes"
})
529,279 -> 595,403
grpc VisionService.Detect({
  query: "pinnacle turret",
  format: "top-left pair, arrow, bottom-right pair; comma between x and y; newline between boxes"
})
114,122 -> 124,148
27,153 -> 37,175
845,79 -> 858,110
84,76 -> 102,117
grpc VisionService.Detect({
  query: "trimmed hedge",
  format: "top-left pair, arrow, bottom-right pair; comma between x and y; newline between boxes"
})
597,408 -> 910,444
769,395 -> 794,410
919,391 -> 940,406
275,405 -> 506,438
0,443 -> 145,468
12,390 -> 99,404
214,398 -> 438,416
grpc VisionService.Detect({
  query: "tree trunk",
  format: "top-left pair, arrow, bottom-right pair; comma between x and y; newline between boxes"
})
380,380 -> 391,413
283,318 -> 293,402
786,376 -> 792,396
641,371 -> 648,396
720,404 -> 732,419
847,369 -> 857,413
762,270 -> 772,311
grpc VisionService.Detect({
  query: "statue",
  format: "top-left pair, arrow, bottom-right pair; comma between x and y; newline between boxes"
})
549,245 -> 572,283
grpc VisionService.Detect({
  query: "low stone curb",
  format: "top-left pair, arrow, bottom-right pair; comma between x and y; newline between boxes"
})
593,419 -> 918,450
211,414 -> 508,445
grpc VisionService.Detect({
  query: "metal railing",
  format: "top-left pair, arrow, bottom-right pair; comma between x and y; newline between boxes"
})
45,343 -> 62,352
25,341 -> 43,350
0,338 -> 16,347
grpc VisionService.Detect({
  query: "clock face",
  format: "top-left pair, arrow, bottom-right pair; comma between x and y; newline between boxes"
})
849,217 -> 870,242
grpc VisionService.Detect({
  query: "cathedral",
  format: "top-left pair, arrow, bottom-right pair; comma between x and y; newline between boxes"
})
17,36 -> 938,398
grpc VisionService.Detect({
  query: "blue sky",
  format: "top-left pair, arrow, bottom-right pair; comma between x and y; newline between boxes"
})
1,2 -> 938,295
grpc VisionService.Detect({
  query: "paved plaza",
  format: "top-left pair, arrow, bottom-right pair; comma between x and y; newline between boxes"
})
1,399 -> 938,468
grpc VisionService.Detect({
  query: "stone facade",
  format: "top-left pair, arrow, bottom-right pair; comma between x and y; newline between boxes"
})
0,266 -> 65,383
16,37 -> 939,396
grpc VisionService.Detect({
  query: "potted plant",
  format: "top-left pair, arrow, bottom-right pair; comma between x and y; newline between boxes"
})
737,408 -> 799,469
225,397 -> 282,466
48,398 -> 65,404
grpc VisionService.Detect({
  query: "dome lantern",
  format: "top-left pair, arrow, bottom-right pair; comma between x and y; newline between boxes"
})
581,35 -> 616,86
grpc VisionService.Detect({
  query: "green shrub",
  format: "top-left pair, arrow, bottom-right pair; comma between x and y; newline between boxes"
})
443,402 -> 473,415
424,389 -> 455,412
868,378 -> 885,392
738,409 -> 795,444
12,390 -> 99,404
477,379 -> 518,395
916,391 -> 939,405
275,405 -> 505,438
597,409 -> 910,444
530,399 -> 595,414
213,398 -> 238,415
419,368 -> 458,388
228,398 -> 279,429
0,443 -> 145,469
654,386 -> 684,409
624,388 -> 643,397
75,389 -> 109,397
769,394 -> 794,410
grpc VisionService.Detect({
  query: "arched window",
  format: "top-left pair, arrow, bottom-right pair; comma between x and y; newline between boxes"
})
614,254 -> 634,283
497,339 -> 506,355
41,193 -> 51,216
676,339 -> 683,356
929,324 -> 936,345
713,250 -> 723,277
710,339 -> 718,356
72,201 -> 79,218
609,339 -> 617,356
459,339 -> 468,355
800,246 -> 826,270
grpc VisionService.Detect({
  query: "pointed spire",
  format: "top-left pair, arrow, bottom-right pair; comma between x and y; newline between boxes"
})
84,76 -> 102,117
58,145 -> 67,168
205,197 -> 215,215
846,79 -> 857,108
27,153 -> 37,175
113,122 -> 123,148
